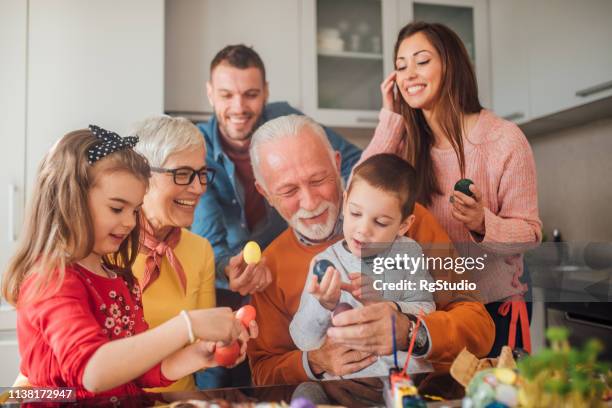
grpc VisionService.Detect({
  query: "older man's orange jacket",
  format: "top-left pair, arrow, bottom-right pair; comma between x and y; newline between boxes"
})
247,203 -> 495,385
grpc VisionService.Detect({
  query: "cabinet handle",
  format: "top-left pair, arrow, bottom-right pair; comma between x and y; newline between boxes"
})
8,184 -> 17,242
502,112 -> 525,121
356,116 -> 379,124
575,80 -> 612,97
564,312 -> 612,330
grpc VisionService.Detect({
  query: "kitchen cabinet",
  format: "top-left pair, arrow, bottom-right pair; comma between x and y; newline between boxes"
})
301,0 -> 490,128
1,0 -> 164,385
0,0 -> 26,386
489,0 -> 612,127
165,0 -> 301,117
525,0 -> 612,119
26,0 -> 164,190
300,0 -> 397,127
489,0 -> 530,124
0,0 -> 164,293
0,310 -> 18,387
0,0 -> 26,280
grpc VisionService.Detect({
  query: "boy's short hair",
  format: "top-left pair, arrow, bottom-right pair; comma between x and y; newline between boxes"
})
210,44 -> 266,81
348,153 -> 417,219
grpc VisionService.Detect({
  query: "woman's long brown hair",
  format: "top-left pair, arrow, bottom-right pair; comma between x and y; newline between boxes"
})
395,22 -> 482,206
2,129 -> 150,306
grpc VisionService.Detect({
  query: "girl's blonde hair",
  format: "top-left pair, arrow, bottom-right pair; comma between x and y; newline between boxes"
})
1,129 -> 151,305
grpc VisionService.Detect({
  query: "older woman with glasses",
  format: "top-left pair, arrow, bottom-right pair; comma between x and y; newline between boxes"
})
130,116 -> 221,392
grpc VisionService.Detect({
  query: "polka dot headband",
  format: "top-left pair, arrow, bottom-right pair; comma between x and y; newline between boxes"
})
87,125 -> 139,165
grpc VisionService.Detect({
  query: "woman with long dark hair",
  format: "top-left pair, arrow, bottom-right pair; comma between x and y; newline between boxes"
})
362,22 -> 542,356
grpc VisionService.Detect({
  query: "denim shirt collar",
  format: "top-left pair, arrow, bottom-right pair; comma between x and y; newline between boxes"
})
208,115 -> 227,163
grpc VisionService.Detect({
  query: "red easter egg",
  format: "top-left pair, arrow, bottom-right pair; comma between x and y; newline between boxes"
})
236,305 -> 257,327
214,341 -> 240,367
332,302 -> 354,319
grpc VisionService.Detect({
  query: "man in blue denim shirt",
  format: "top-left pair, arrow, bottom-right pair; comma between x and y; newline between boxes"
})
191,45 -> 361,295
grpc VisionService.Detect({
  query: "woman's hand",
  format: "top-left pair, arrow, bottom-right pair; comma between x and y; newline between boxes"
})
233,318 -> 259,367
381,71 -> 400,113
209,317 -> 258,369
450,184 -> 486,235
189,307 -> 243,345
308,267 -> 342,311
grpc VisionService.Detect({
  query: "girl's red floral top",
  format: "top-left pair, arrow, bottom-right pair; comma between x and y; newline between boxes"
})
17,263 -> 173,399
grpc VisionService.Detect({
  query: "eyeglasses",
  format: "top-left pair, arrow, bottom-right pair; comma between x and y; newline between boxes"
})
151,166 -> 216,186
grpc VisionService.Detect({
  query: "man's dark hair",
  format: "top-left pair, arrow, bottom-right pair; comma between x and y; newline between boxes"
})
348,154 -> 418,219
210,44 -> 266,81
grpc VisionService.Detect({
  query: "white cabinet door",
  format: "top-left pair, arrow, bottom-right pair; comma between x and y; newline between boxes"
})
165,0 -> 301,115
489,0 -> 530,124
0,331 -> 19,387
398,0 -> 491,108
0,309 -> 18,386
0,0 -> 27,282
301,0 -> 397,128
526,0 -> 612,119
26,0 -> 165,192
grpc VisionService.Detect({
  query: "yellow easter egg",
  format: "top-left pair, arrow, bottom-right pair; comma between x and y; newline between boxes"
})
494,368 -> 517,384
243,241 -> 261,265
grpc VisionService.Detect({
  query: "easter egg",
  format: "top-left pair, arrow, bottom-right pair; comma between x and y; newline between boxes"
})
494,368 -> 517,385
465,368 -> 519,408
332,302 -> 354,319
402,396 -> 427,408
214,341 -> 240,367
290,397 -> 316,408
495,384 -> 518,407
236,305 -> 256,327
454,178 -> 474,197
313,259 -> 335,283
243,241 -> 261,265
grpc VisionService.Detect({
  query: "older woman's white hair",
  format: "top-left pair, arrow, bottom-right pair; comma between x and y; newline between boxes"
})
249,114 -> 336,191
129,115 -> 204,167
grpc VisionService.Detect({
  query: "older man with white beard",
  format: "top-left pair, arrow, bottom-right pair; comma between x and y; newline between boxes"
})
246,115 -> 494,386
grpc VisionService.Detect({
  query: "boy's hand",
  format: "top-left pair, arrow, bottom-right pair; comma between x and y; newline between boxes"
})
341,273 -> 383,305
308,266 -> 342,311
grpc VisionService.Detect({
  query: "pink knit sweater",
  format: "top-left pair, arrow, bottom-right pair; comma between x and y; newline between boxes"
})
362,109 -> 542,303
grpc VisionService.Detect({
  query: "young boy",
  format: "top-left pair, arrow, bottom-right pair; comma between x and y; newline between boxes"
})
290,154 -> 435,379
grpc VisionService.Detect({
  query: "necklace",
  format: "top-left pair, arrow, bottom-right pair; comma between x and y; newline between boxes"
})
100,263 -> 118,279
76,260 -> 116,279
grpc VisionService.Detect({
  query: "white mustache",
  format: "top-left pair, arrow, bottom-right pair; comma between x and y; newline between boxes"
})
290,201 -> 338,241
295,203 -> 329,219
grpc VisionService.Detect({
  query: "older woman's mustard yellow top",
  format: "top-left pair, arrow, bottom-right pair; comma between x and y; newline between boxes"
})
133,228 -> 216,392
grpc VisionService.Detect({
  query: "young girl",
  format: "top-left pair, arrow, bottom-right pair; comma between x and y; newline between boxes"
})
362,22 -> 542,356
1,126 -> 255,400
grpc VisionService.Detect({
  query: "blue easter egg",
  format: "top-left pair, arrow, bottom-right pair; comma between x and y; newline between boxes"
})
313,259 -> 335,283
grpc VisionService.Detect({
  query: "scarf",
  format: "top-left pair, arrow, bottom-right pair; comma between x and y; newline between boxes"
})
139,215 -> 186,294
